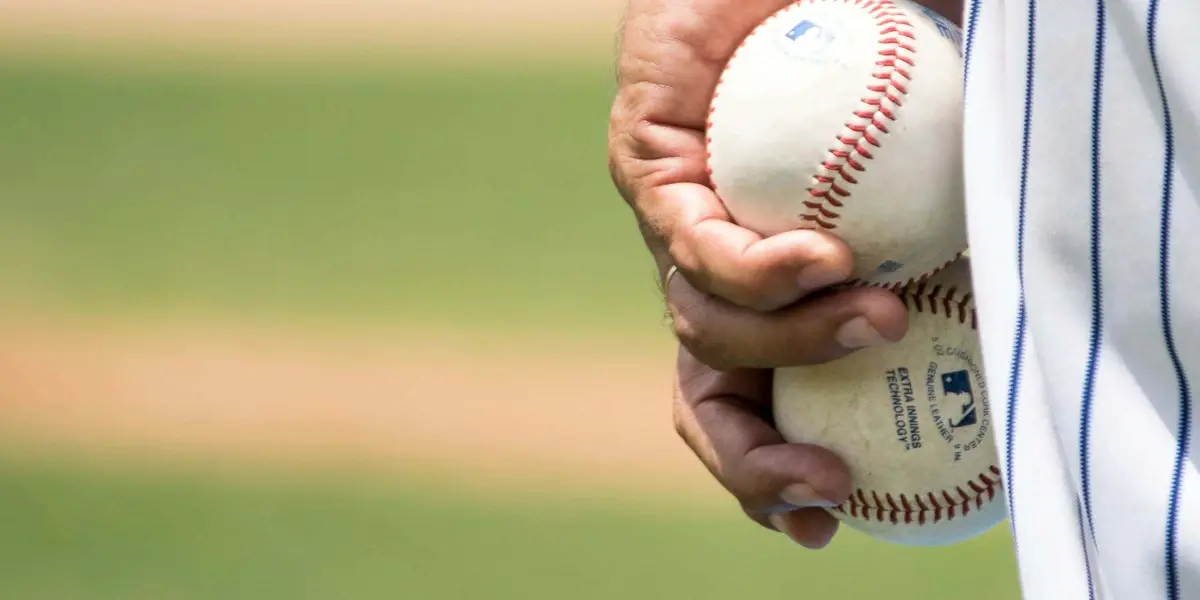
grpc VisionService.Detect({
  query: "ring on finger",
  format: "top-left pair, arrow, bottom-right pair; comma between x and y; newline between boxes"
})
664,265 -> 681,290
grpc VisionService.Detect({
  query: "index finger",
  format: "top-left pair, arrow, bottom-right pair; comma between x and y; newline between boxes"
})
613,0 -> 854,311
621,113 -> 856,310
653,180 -> 857,311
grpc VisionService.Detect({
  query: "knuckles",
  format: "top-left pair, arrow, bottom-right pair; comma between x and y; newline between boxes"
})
674,318 -> 741,372
671,397 -> 690,441
668,283 -> 755,371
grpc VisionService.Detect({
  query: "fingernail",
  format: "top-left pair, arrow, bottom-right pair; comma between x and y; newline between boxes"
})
806,522 -> 837,549
768,513 -> 804,545
797,262 -> 847,296
835,316 -> 887,349
768,512 -> 836,549
781,483 -> 840,508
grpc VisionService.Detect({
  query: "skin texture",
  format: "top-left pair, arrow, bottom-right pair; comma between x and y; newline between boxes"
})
608,0 -> 963,548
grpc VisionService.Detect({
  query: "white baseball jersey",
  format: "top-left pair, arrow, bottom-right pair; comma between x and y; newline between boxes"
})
960,0 -> 1199,598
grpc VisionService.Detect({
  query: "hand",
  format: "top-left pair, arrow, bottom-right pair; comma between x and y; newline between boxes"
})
609,0 -> 910,548
672,343 -> 853,548
609,0 -> 911,371
609,0 -> 963,547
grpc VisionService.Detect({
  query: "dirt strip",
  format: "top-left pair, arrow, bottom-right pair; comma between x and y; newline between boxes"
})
0,0 -> 628,59
0,321 -> 721,496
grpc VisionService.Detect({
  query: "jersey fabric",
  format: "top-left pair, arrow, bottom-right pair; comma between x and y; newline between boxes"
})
960,0 -> 1199,598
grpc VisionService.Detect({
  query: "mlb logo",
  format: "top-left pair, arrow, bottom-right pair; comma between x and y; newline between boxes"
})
942,370 -> 978,429
784,20 -> 835,53
876,259 -> 904,274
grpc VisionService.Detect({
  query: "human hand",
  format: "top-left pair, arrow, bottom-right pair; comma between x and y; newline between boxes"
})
609,0 -> 964,547
608,0 -> 912,371
609,0 -> 909,548
672,343 -> 854,548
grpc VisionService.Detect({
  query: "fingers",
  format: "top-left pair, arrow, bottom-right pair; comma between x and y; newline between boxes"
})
741,505 -> 839,550
668,274 -> 909,370
767,509 -> 840,549
617,0 -> 803,129
614,123 -> 853,313
611,1 -> 856,314
614,121 -> 859,312
615,121 -> 854,311
649,181 -> 856,311
685,392 -> 850,511
673,346 -> 853,510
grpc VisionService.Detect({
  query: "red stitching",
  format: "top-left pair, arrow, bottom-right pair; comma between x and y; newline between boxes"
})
834,255 -> 996,526
837,466 -> 1002,525
706,0 -> 915,209
796,0 -> 916,231
838,252 -> 995,527
900,274 -> 979,330
845,251 -> 965,302
707,1 -> 960,291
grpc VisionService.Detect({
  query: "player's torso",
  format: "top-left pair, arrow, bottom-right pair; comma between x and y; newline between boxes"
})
961,0 -> 1200,598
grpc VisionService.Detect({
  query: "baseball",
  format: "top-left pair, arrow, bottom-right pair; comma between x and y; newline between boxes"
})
706,0 -> 968,286
773,258 -> 1003,546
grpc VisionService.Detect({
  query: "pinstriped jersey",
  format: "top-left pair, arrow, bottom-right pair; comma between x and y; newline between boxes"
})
960,0 -> 1199,598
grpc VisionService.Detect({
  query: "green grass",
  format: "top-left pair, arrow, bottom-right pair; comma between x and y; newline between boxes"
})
0,53 -> 1022,600
0,456 -> 1020,600
0,55 -> 661,332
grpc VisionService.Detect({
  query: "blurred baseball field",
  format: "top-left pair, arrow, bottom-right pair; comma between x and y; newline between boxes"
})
0,2 -> 1019,598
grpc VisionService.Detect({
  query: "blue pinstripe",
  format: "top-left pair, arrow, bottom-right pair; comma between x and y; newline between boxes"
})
1077,501 -> 1098,599
1078,499 -> 1098,599
1147,1 -> 1192,598
962,0 -> 981,93
1078,1 -> 1107,597
963,2 -> 1192,598
1001,0 -> 1038,560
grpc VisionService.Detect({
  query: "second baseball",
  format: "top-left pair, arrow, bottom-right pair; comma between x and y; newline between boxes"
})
773,259 -> 1004,546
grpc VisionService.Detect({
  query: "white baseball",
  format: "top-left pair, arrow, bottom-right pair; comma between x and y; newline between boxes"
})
773,258 -> 1004,546
706,0 -> 967,286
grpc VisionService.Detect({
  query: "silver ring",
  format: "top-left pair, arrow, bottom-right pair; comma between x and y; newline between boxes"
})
664,265 -> 681,290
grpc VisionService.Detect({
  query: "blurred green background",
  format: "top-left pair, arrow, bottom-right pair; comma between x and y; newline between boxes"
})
0,2 -> 1018,599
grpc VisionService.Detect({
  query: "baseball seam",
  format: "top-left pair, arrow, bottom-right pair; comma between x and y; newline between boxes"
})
902,275 -> 979,329
708,1 -> 990,531
849,251 -> 965,292
837,278 -> 997,526
707,0 -> 959,289
798,0 -> 914,233
838,466 -> 1001,525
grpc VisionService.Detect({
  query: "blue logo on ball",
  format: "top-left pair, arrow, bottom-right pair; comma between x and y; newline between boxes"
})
784,20 -> 836,54
942,370 -> 978,429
